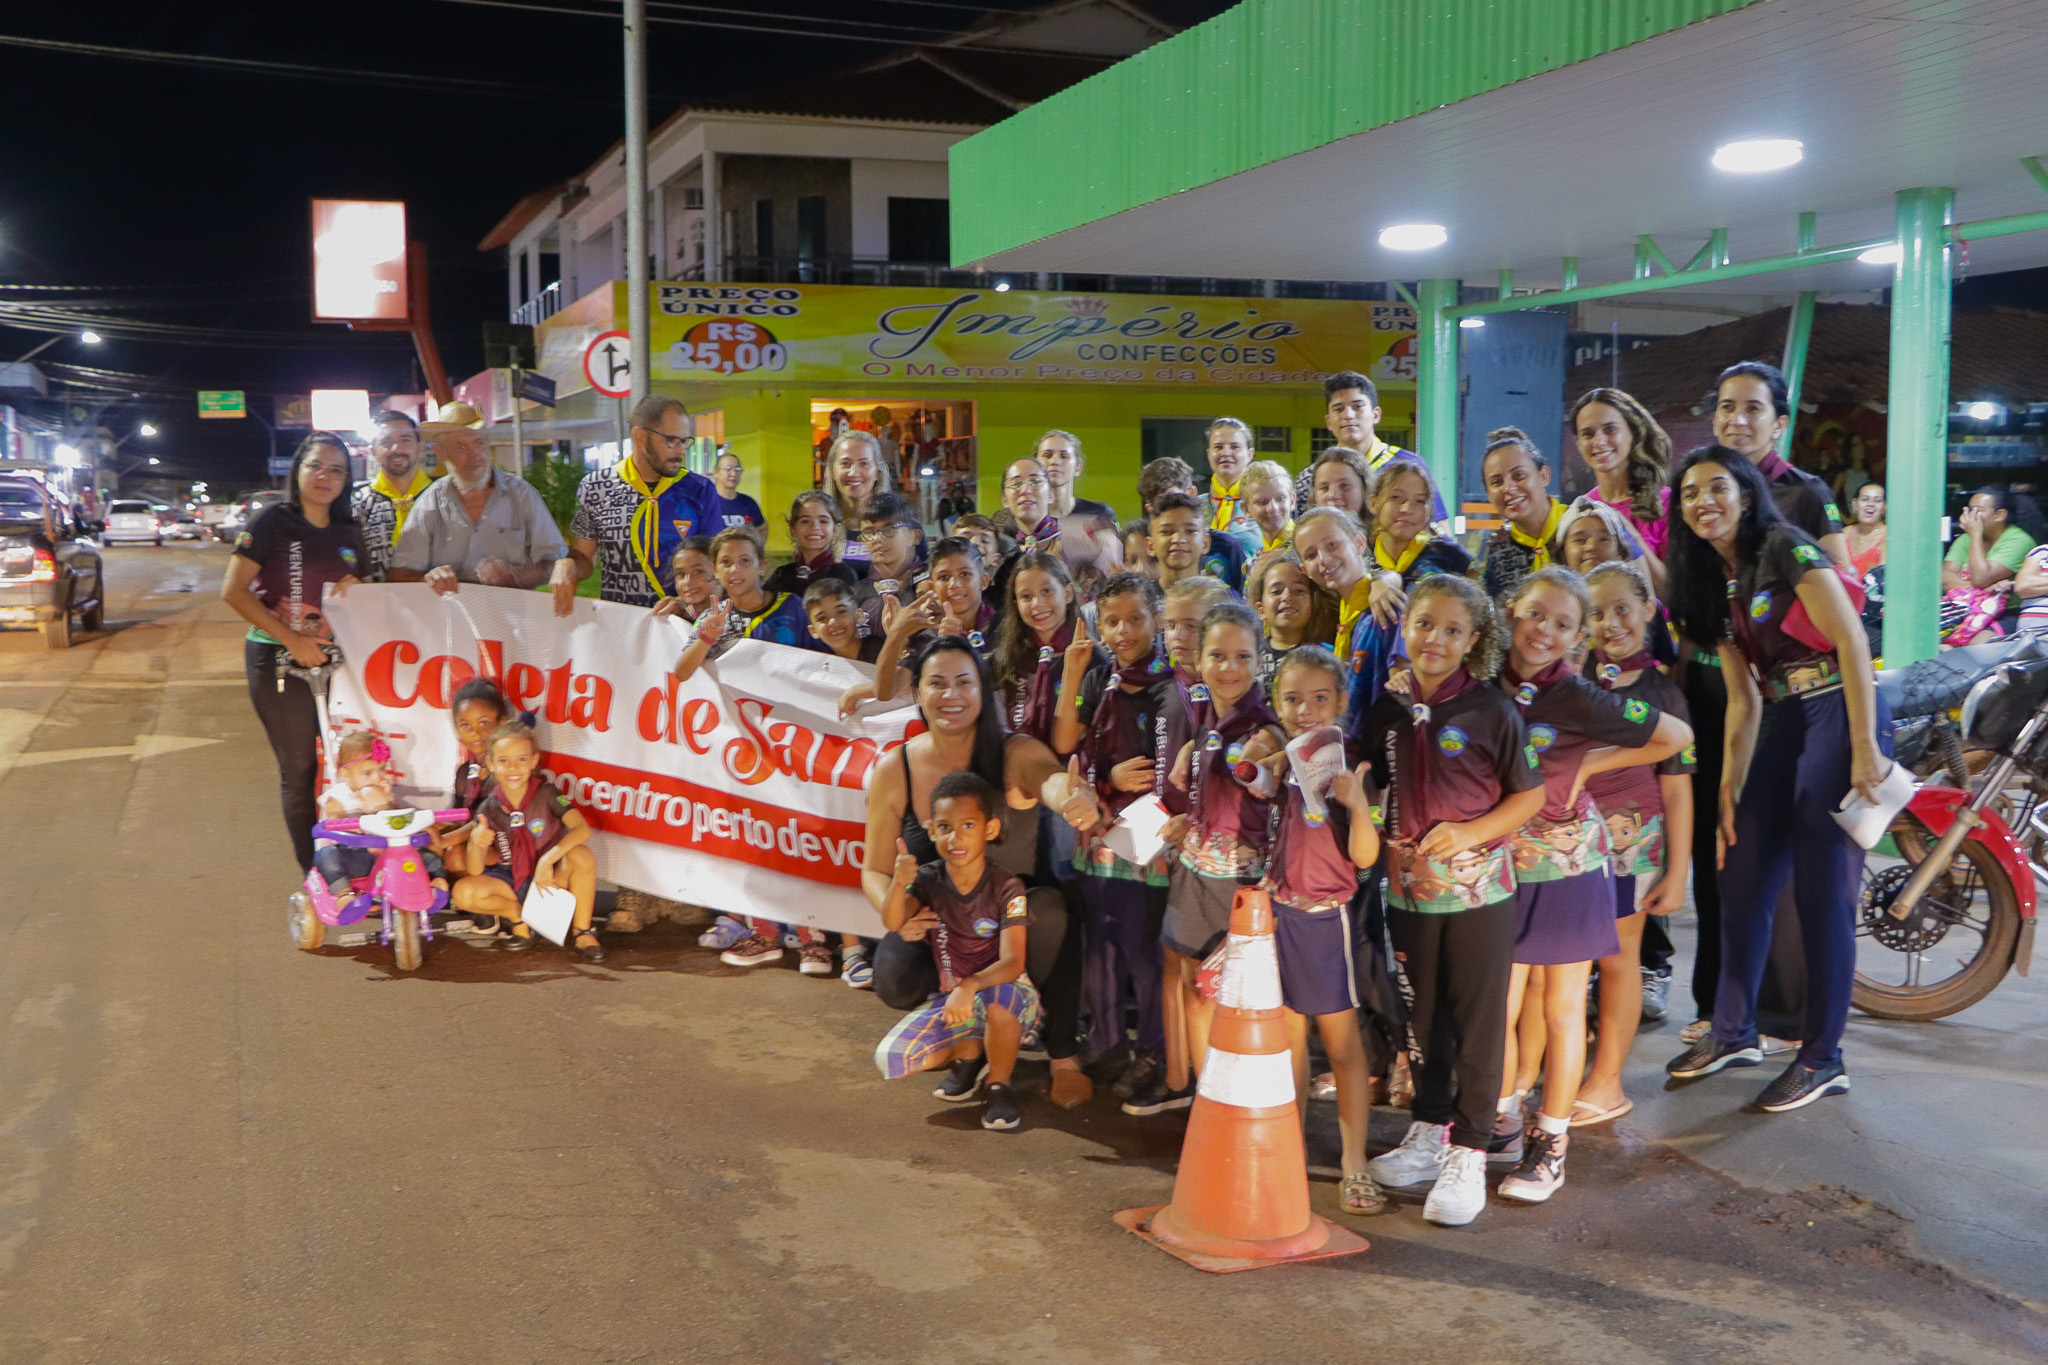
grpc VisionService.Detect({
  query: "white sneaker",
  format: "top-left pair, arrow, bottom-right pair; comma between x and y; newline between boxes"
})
1423,1145 -> 1489,1226
1367,1120 -> 1449,1187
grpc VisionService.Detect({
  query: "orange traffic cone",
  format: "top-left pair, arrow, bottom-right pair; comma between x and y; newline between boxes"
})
1114,887 -> 1370,1273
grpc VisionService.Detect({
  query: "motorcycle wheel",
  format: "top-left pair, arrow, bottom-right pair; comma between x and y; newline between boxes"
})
1854,810 -> 2022,1020
393,911 -> 422,972
288,892 -> 326,952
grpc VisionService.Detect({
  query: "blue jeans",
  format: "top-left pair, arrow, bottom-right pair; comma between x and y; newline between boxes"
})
1712,688 -> 1893,1069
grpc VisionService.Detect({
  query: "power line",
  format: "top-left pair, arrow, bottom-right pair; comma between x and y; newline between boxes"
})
426,0 -> 930,45
0,31 -> 649,104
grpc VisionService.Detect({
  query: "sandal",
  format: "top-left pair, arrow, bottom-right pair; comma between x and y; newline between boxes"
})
572,928 -> 607,964
1568,1097 -> 1633,1127
1339,1171 -> 1387,1216
1679,1019 -> 1712,1043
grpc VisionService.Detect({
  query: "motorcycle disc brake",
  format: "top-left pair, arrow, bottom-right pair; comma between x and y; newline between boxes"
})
1860,864 -> 1956,953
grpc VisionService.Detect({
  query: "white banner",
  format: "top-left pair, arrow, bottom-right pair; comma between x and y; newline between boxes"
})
322,584 -> 914,936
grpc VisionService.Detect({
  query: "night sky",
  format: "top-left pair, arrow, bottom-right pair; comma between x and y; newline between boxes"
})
0,1 -> 1066,489
5,2 -> 2039,494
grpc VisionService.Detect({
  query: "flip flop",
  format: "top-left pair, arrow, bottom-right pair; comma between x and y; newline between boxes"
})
1569,1097 -> 1634,1128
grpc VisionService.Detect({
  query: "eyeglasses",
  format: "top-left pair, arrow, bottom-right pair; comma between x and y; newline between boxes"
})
1003,475 -> 1049,493
636,427 -> 688,452
858,523 -> 918,544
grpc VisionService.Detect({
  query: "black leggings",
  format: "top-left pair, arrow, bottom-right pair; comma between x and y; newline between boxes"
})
872,886 -> 1080,1059
245,637 -> 321,872
1389,899 -> 1517,1151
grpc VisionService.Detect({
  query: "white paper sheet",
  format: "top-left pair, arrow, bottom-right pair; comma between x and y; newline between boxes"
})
522,883 -> 578,946
1102,796 -> 1172,867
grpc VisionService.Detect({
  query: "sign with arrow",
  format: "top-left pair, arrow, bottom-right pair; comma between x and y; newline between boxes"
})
582,330 -> 632,399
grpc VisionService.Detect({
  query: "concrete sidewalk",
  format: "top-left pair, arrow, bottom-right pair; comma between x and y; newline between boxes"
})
1616,908 -> 2048,1310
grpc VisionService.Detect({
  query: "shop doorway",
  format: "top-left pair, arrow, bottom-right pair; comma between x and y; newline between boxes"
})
810,399 -> 976,529
1142,416 -> 1213,481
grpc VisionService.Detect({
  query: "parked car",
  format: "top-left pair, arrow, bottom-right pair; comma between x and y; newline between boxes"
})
102,499 -> 163,546
0,474 -> 104,648
154,504 -> 206,541
217,490 -> 285,543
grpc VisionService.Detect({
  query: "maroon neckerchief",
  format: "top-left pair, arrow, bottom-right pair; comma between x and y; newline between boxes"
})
487,779 -> 558,889
1754,450 -> 1793,483
1188,687 -> 1281,832
1593,649 -> 1658,687
1398,667 -> 1479,839
1014,619 -> 1076,741
1017,515 -> 1061,554
790,549 -> 837,581
1082,644 -> 1173,807
954,600 -> 997,654
452,752 -> 492,811
1500,656 -> 1575,707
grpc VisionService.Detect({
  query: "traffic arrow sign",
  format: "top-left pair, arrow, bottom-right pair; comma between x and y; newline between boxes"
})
583,330 -> 632,398
4,734 -> 220,772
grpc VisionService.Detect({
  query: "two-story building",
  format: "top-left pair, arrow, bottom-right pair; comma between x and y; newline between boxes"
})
476,1 -> 1418,549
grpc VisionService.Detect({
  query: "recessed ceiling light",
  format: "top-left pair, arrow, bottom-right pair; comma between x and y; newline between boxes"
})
1858,243 -> 1902,265
1711,138 -> 1803,173
1966,402 -> 2000,421
1458,317 -> 1486,330
1378,223 -> 1447,251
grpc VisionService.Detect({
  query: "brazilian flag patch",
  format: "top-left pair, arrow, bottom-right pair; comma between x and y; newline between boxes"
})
1623,697 -> 1651,723
1524,743 -> 1541,769
1793,543 -> 1824,566
1824,502 -> 1843,525
1681,744 -> 1697,766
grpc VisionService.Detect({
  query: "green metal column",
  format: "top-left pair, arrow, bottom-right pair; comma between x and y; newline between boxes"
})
1780,290 -> 1816,459
1884,188 -> 1954,666
1415,278 -> 1462,521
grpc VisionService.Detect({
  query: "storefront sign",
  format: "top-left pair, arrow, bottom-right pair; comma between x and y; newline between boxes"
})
323,584 -> 913,936
538,281 -> 1415,399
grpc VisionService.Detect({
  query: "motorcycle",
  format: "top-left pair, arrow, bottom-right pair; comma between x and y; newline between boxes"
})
1860,639 -> 2045,1020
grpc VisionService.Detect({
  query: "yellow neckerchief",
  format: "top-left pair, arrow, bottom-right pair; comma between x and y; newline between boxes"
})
1209,473 -> 1244,533
618,454 -> 682,599
371,466 -> 436,544
1260,520 -> 1295,554
1335,576 -> 1375,665
1360,435 -> 1392,469
1374,531 -> 1429,575
739,593 -> 789,638
1508,499 -> 1566,565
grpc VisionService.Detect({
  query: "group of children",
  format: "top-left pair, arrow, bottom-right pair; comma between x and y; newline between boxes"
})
312,399 -> 1715,1229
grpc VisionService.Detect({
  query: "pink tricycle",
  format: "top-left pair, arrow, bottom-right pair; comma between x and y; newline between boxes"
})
288,807 -> 471,971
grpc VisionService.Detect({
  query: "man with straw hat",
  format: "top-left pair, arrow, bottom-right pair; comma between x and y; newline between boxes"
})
389,400 -> 566,593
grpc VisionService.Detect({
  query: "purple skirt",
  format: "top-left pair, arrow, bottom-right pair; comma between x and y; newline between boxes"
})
1513,869 -> 1620,966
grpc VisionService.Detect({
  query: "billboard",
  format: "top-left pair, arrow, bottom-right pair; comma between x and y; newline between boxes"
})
311,199 -> 409,322
538,281 -> 1416,399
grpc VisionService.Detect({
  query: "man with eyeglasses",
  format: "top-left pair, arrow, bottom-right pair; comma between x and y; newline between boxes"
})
351,409 -> 438,581
549,393 -> 721,614
711,450 -> 764,529
390,402 -> 566,593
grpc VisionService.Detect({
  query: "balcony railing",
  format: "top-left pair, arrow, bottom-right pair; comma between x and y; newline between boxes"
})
714,255 -> 1389,300
511,280 -> 564,328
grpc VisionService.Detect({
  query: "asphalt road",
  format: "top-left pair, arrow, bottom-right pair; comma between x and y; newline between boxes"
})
0,542 -> 2041,1365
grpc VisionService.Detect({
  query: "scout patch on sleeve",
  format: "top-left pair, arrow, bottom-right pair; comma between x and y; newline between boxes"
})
1681,744 -> 1697,766
1524,743 -> 1541,769
1623,697 -> 1651,723
1823,502 -> 1843,525
1003,894 -> 1029,921
234,531 -> 253,549
1793,543 -> 1825,567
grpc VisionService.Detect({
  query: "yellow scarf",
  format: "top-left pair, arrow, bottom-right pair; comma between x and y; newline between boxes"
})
1335,577 -> 1375,666
740,593 -> 790,638
371,466 -> 436,545
1374,532 -> 1429,576
1508,500 -> 1566,567
619,455 -> 682,599
1260,520 -> 1296,555
1360,436 -> 1391,470
1209,474 -> 1243,533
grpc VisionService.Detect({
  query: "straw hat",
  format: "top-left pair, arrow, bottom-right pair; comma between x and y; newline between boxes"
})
419,401 -> 486,436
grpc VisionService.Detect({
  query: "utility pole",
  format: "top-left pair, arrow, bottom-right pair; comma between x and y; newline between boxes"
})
624,0 -> 651,408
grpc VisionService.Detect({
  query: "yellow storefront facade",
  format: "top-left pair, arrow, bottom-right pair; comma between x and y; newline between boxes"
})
536,280 -> 1416,552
